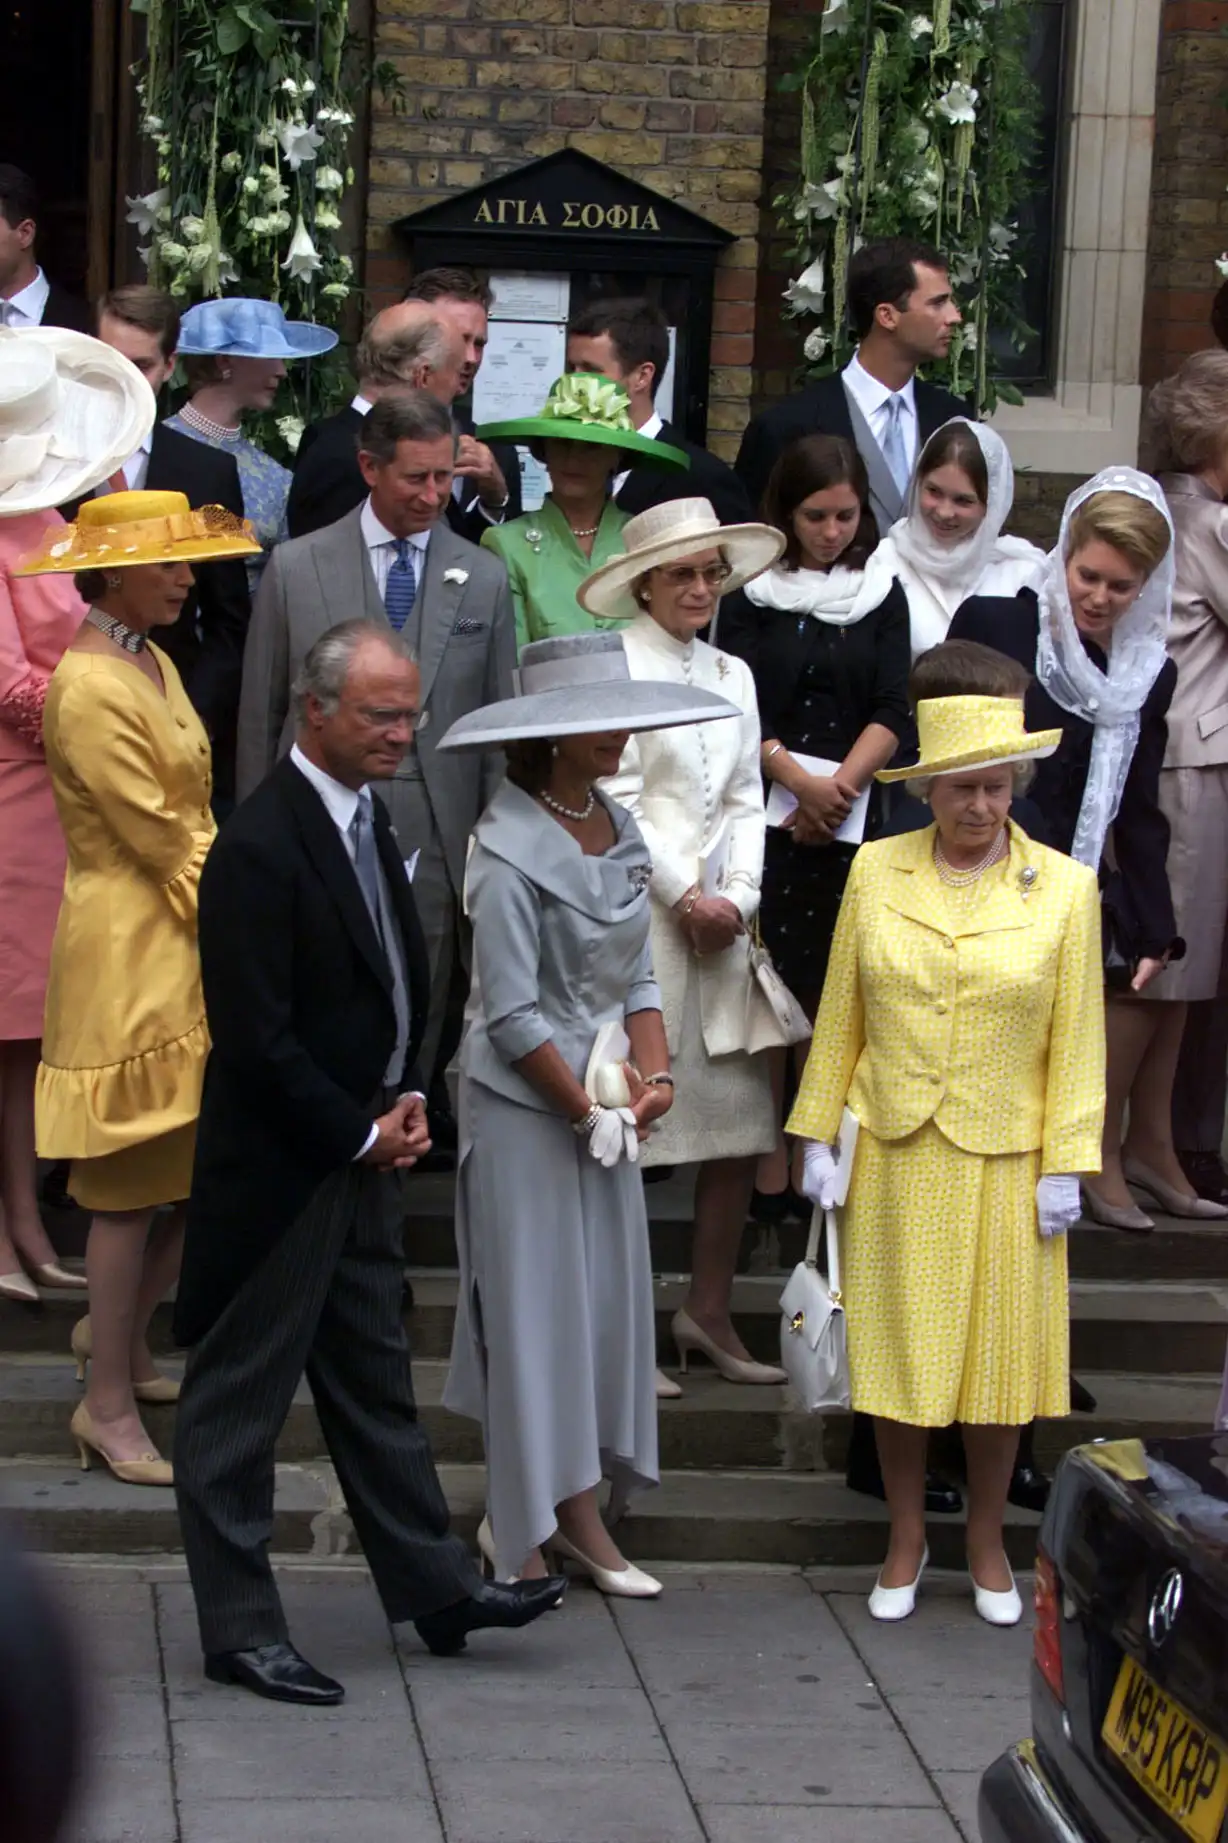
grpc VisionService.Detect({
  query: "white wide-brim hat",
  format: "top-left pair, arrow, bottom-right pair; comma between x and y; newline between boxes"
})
439,632 -> 739,752
577,496 -> 785,625
0,327 -> 156,518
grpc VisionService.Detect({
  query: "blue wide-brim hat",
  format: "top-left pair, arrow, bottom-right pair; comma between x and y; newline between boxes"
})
176,298 -> 338,361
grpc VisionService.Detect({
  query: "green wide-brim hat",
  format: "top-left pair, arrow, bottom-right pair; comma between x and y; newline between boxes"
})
476,373 -> 689,471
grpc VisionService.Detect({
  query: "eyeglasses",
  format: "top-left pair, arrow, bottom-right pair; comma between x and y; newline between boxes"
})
658,564 -> 731,590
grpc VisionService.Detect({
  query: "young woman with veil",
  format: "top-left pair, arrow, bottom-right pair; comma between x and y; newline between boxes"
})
951,469 -> 1194,1233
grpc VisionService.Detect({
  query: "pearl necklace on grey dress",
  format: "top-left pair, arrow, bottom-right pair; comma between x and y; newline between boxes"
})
539,788 -> 596,823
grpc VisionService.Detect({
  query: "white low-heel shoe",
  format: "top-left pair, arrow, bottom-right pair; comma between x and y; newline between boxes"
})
972,1571 -> 1022,1627
868,1546 -> 928,1622
655,1368 -> 682,1400
550,1530 -> 663,1599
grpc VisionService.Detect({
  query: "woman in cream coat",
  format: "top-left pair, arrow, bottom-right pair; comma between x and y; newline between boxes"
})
582,499 -> 788,1390
791,692 -> 1105,1626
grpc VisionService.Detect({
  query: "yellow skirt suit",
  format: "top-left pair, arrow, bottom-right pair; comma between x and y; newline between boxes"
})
36,646 -> 215,1212
787,821 -> 1105,1428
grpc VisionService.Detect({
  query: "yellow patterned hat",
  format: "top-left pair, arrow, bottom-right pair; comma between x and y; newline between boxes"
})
13,489 -> 262,575
876,694 -> 1063,783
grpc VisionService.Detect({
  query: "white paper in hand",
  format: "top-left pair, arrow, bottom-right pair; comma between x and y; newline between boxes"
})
698,817 -> 731,897
765,754 -> 870,846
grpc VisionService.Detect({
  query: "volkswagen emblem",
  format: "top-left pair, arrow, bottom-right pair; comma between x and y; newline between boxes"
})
1148,1569 -> 1183,1648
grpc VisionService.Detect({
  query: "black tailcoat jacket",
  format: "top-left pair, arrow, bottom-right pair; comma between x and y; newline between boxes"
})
174,756 -> 430,1346
614,420 -> 753,528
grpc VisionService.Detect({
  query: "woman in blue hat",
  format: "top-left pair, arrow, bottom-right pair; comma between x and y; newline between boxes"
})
165,298 -> 337,588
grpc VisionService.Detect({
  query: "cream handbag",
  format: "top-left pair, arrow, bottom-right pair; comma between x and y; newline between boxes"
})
744,925 -> 812,1054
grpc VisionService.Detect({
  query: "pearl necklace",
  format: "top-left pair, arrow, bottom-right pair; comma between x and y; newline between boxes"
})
568,522 -> 601,539
934,828 -> 1007,887
179,401 -> 241,443
86,607 -> 146,654
539,787 -> 596,823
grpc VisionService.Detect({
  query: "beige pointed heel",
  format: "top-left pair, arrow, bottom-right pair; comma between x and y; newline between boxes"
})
69,1403 -> 172,1487
70,1316 -> 180,1402
671,1308 -> 787,1386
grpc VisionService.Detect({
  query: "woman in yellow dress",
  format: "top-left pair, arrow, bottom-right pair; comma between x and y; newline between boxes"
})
15,491 -> 259,1485
789,691 -> 1106,1626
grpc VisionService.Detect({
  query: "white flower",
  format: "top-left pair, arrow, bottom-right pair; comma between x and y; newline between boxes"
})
258,164 -> 282,185
935,82 -> 979,124
820,0 -> 849,33
909,189 -> 940,219
900,119 -> 930,154
220,151 -> 243,174
279,118 -> 325,170
337,254 -> 354,276
961,323 -> 979,352
909,15 -> 933,36
137,245 -> 152,271
268,209 -> 292,234
186,243 -> 215,274
804,329 -> 830,362
950,252 -> 978,287
242,176 -> 261,196
255,128 -> 276,149
989,221 -> 1016,254
794,178 -> 843,223
280,77 -> 300,95
158,239 -> 188,266
245,216 -> 272,237
179,215 -> 206,245
281,214 -> 322,282
321,281 -> 350,299
143,115 -> 163,133
300,78 -> 316,96
443,568 -> 470,586
262,182 -> 291,206
156,137 -> 172,158
315,166 -> 345,193
125,187 -> 169,235
314,204 -> 342,232
276,414 -> 306,453
784,255 -> 826,316
1218,253 -> 1228,280
216,249 -> 239,286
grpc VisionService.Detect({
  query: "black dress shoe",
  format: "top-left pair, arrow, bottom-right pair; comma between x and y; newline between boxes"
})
204,1642 -> 344,1705
1007,1462 -> 1052,1514
1178,1151 -> 1228,1205
414,1576 -> 567,1657
749,1187 -> 791,1226
845,1463 -> 963,1516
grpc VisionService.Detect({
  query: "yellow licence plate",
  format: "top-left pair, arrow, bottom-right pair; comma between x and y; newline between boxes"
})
1102,1655 -> 1228,1843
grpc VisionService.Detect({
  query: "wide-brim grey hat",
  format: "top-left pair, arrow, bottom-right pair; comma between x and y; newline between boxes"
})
438,632 -> 738,752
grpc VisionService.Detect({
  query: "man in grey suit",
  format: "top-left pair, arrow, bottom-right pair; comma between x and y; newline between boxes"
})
237,391 -> 516,1092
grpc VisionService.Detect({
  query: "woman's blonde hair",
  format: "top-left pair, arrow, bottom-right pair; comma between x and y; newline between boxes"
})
1066,491 -> 1171,580
1142,348 -> 1228,474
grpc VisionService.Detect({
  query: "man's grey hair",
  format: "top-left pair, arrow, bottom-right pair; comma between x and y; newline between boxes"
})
291,619 -> 417,723
356,312 -> 452,389
358,391 -> 454,467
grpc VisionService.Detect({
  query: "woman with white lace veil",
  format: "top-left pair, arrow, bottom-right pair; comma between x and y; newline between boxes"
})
865,419 -> 1045,659
951,469 -> 1194,1232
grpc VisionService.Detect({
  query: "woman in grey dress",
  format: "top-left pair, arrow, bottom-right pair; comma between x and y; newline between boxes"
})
440,633 -> 738,1595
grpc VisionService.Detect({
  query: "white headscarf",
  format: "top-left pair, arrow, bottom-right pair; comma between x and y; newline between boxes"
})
742,562 -> 886,627
1035,466 -> 1175,870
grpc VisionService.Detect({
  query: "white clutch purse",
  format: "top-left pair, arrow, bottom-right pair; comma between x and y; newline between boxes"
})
584,1021 -> 632,1107
745,934 -> 812,1054
778,1109 -> 859,1413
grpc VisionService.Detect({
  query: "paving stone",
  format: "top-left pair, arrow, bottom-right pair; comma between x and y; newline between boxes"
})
180,1799 -> 444,1842
430,1758 -> 705,1843
409,1677 -> 669,1762
699,1807 -> 964,1843
75,1609 -> 163,1680
396,1599 -> 641,1689
889,1692 -> 1032,1774
631,1643 -> 879,1722
825,1590 -> 1037,1698
87,1684 -> 170,1760
662,1714 -> 936,1807
65,1754 -> 177,1843
933,1769 -> 986,1843
173,1716 -> 431,1801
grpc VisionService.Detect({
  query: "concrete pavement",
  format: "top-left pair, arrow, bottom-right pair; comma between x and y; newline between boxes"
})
50,1557 -> 1034,1842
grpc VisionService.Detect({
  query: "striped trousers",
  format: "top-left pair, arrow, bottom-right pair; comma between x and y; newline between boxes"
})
174,1158 -> 479,1656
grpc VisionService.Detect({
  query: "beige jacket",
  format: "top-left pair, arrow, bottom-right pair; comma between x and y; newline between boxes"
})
1158,473 -> 1228,768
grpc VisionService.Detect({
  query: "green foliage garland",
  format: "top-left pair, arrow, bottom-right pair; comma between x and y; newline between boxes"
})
780,0 -> 1042,413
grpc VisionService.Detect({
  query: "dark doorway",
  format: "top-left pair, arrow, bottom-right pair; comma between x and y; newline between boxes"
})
0,0 -> 95,294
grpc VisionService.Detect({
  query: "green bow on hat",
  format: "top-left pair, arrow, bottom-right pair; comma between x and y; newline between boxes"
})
538,372 -> 635,431
476,373 -> 689,471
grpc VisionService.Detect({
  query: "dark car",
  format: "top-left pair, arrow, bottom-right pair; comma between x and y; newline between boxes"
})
980,1433 -> 1228,1843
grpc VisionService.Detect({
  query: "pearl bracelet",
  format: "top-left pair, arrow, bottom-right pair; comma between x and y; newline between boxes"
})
571,1104 -> 601,1136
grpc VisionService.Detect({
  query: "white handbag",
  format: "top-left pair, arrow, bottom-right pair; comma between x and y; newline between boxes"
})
585,1020 -> 632,1106
778,1109 -> 859,1412
744,928 -> 812,1054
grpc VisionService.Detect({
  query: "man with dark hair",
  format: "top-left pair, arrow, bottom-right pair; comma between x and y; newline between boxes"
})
0,165 -> 89,331
87,284 -> 251,802
566,297 -> 753,527
735,237 -> 966,531
239,390 -> 515,1098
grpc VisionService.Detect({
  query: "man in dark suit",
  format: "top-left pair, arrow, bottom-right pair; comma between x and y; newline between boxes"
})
92,285 -> 251,801
0,165 -> 90,332
566,296 -> 753,527
173,621 -> 564,1704
735,238 -> 967,533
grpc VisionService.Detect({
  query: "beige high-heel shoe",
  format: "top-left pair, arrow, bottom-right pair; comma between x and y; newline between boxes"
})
70,1402 -> 173,1487
28,1260 -> 88,1292
0,1270 -> 39,1304
71,1316 -> 181,1403
671,1308 -> 787,1386
549,1530 -> 662,1599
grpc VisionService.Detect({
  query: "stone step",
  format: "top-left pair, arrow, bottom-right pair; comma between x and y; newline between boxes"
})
0,1458 -> 1051,1570
0,1354 -> 1218,1475
6,1271 -> 1227,1374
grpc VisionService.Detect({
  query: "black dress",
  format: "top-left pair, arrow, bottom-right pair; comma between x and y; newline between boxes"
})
720,577 -> 911,1001
949,590 -> 1180,958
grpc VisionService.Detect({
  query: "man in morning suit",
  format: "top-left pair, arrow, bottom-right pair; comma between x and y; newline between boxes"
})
93,285 -> 252,803
238,390 -> 515,1097
174,622 -> 563,1702
0,166 -> 90,332
566,296 -> 753,527
735,238 -> 966,533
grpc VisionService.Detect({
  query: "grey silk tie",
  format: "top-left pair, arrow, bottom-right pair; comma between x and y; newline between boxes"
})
350,792 -> 385,943
350,792 -> 411,1083
881,393 -> 911,500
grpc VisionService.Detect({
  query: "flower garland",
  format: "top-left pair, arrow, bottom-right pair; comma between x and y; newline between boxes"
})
128,0 -> 402,456
780,0 -> 1040,412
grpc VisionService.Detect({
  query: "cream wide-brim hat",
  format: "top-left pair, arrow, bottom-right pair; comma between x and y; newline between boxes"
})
577,496 -> 785,624
0,327 -> 156,517
876,695 -> 1063,783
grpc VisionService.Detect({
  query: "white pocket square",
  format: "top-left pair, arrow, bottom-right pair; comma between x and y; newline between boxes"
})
442,567 -> 469,585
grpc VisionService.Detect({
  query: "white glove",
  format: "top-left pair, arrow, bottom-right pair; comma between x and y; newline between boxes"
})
1036,1174 -> 1081,1238
800,1140 -> 839,1211
587,1106 -> 639,1169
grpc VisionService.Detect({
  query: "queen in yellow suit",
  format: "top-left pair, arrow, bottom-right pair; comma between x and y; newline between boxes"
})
788,693 -> 1105,1628
15,491 -> 259,1487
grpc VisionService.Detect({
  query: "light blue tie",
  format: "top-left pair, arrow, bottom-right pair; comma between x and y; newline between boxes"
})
384,539 -> 418,635
881,393 -> 911,500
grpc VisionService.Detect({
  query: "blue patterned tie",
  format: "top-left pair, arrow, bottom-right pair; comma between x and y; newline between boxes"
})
881,393 -> 911,500
384,539 -> 418,635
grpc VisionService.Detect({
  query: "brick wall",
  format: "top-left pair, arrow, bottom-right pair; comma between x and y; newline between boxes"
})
366,0 -> 772,458
1140,0 -> 1228,385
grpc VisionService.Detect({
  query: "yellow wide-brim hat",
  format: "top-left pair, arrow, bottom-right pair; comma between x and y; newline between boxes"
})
12,489 -> 262,575
876,694 -> 1063,783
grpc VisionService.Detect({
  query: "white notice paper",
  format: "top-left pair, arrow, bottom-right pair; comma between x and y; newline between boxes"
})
488,271 -> 571,322
473,318 -> 568,423
698,818 -> 731,897
765,754 -> 870,846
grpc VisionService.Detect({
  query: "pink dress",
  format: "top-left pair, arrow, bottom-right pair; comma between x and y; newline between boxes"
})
0,511 -> 86,1039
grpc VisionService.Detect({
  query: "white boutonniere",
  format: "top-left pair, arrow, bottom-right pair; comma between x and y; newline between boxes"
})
442,567 -> 469,586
